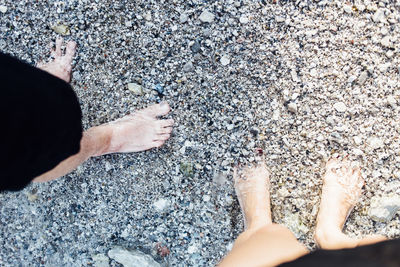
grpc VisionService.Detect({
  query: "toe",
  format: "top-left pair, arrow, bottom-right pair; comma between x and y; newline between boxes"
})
141,102 -> 171,117
156,133 -> 171,141
55,37 -> 63,57
152,140 -> 165,148
158,119 -> 174,128
158,126 -> 173,135
65,41 -> 77,61
326,158 -> 339,170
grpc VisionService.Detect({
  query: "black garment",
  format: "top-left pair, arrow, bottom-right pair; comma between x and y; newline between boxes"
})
280,239 -> 400,267
0,52 -> 82,192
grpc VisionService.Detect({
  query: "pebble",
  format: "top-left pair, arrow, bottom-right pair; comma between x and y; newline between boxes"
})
380,36 -> 391,47
353,135 -> 363,145
358,71 -> 368,85
153,84 -> 164,94
199,10 -> 215,23
180,13 -> 188,23
333,102 -> 347,112
92,254 -> 110,267
183,61 -> 194,72
369,195 -> 400,222
153,198 -> 170,212
108,247 -> 161,267
51,24 -> 70,35
127,83 -> 143,95
220,55 -> 230,66
288,102 -> 298,113
343,4 -> 352,14
239,15 -> 249,24
0,5 -> 7,13
368,137 -> 384,149
276,16 -> 285,23
372,8 -> 386,23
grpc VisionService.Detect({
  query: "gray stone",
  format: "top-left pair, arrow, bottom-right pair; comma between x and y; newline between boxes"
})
180,13 -> 188,23
199,10 -> 214,23
92,254 -> 110,267
288,102 -> 298,113
108,247 -> 161,267
358,71 -> 368,85
183,61 -> 194,72
369,195 -> 400,222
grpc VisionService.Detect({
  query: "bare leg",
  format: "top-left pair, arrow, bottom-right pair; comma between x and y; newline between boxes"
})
33,39 -> 174,183
219,163 -> 308,267
314,158 -> 387,249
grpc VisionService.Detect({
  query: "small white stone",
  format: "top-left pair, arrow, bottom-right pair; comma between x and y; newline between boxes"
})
239,15 -> 249,24
343,4 -> 352,14
387,96 -> 397,107
291,69 -> 299,82
144,12 -> 152,21
199,10 -> 214,23
153,198 -> 170,212
288,102 -> 297,113
276,16 -> 285,22
353,135 -> 363,145
381,36 -> 391,47
356,4 -> 366,12
353,148 -> 363,156
108,248 -> 161,267
125,21 -> 132,27
203,195 -> 211,202
378,63 -> 391,72
180,13 -> 188,23
386,50 -> 394,58
372,8 -> 385,23
220,55 -> 230,66
333,102 -> 347,112
368,137 -> 384,149
127,83 -> 143,95
0,5 -> 7,13
187,245 -> 198,254
381,27 -> 389,36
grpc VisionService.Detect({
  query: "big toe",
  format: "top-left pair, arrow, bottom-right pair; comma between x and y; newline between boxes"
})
65,41 -> 77,58
142,102 -> 171,117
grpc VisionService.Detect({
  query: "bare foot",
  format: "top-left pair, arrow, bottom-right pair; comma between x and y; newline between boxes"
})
315,158 -> 386,249
234,162 -> 272,230
96,102 -> 174,155
37,37 -> 76,83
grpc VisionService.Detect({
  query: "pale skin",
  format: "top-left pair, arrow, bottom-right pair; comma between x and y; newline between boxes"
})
219,158 -> 387,267
33,38 -> 174,183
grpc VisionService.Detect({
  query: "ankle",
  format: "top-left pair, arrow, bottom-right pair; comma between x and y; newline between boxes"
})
246,217 -> 272,230
314,226 -> 346,249
85,126 -> 113,157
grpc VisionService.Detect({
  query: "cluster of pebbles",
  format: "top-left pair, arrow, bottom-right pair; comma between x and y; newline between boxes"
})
1,0 -> 400,266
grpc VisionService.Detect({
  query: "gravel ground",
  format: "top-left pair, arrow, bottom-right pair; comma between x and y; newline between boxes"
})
1,0 -> 400,266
